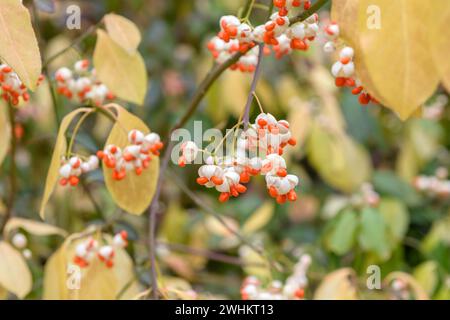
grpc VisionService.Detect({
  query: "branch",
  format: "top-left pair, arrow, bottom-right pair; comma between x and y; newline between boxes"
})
242,44 -> 264,129
0,104 -> 18,234
146,51 -> 244,299
146,0 -> 329,298
43,21 -> 102,68
289,0 -> 329,25
157,241 -> 265,267
166,170 -> 281,272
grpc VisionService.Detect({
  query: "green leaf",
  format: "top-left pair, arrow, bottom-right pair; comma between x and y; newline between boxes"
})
379,198 -> 409,244
373,170 -> 421,206
327,210 -> 358,255
358,207 -> 391,260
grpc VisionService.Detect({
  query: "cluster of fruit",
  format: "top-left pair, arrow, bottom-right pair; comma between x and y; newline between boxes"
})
0,63 -> 44,106
241,254 -> 311,300
97,129 -> 163,181
207,1 -> 320,72
178,113 -> 299,204
54,60 -> 115,106
73,231 -> 128,268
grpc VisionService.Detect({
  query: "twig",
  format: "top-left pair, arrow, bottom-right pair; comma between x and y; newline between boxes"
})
157,240 -> 266,267
43,21 -> 102,68
146,51 -> 244,299
166,170 -> 277,270
242,44 -> 264,129
0,104 -> 18,234
289,0 -> 329,25
146,0 -> 329,298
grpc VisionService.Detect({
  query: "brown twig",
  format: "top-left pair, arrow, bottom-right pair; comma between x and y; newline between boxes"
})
0,103 -> 18,234
242,44 -> 264,129
146,0 -> 330,298
289,0 -> 329,25
157,241 -> 265,267
146,51 -> 244,299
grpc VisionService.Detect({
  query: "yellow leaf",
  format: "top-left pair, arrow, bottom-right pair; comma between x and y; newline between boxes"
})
43,233 -> 139,300
0,0 -> 41,90
40,108 -> 92,219
42,247 -> 67,299
94,30 -> 147,105
0,241 -> 32,299
204,216 -> 240,249
355,0 -> 440,120
309,64 -> 346,131
0,103 -> 11,166
3,217 -> 67,238
159,203 -> 189,244
396,141 -> 419,182
413,261 -> 439,296
430,0 -> 450,92
307,122 -> 372,193
239,245 -> 271,281
242,201 -> 274,234
104,13 -> 141,54
331,0 -> 388,105
384,272 -> 428,300
0,286 -> 7,299
220,71 -> 250,117
103,104 -> 159,215
314,268 -> 358,300
44,35 -> 81,72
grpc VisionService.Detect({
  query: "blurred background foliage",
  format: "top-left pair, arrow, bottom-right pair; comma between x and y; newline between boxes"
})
0,0 -> 449,299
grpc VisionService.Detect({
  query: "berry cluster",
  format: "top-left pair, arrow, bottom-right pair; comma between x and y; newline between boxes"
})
207,1 -> 319,72
0,63 -> 44,106
240,254 -> 311,300
323,22 -> 378,105
54,60 -> 115,106
11,232 -> 32,260
178,113 -> 299,204
58,155 -> 99,187
413,167 -> 450,199
97,129 -> 163,181
73,231 -> 128,268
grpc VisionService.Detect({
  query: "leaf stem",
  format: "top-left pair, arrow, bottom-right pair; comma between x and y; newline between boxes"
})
66,110 -> 93,158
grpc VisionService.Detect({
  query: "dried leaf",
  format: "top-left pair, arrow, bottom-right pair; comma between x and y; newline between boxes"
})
94,30 -> 147,105
0,0 -> 41,90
